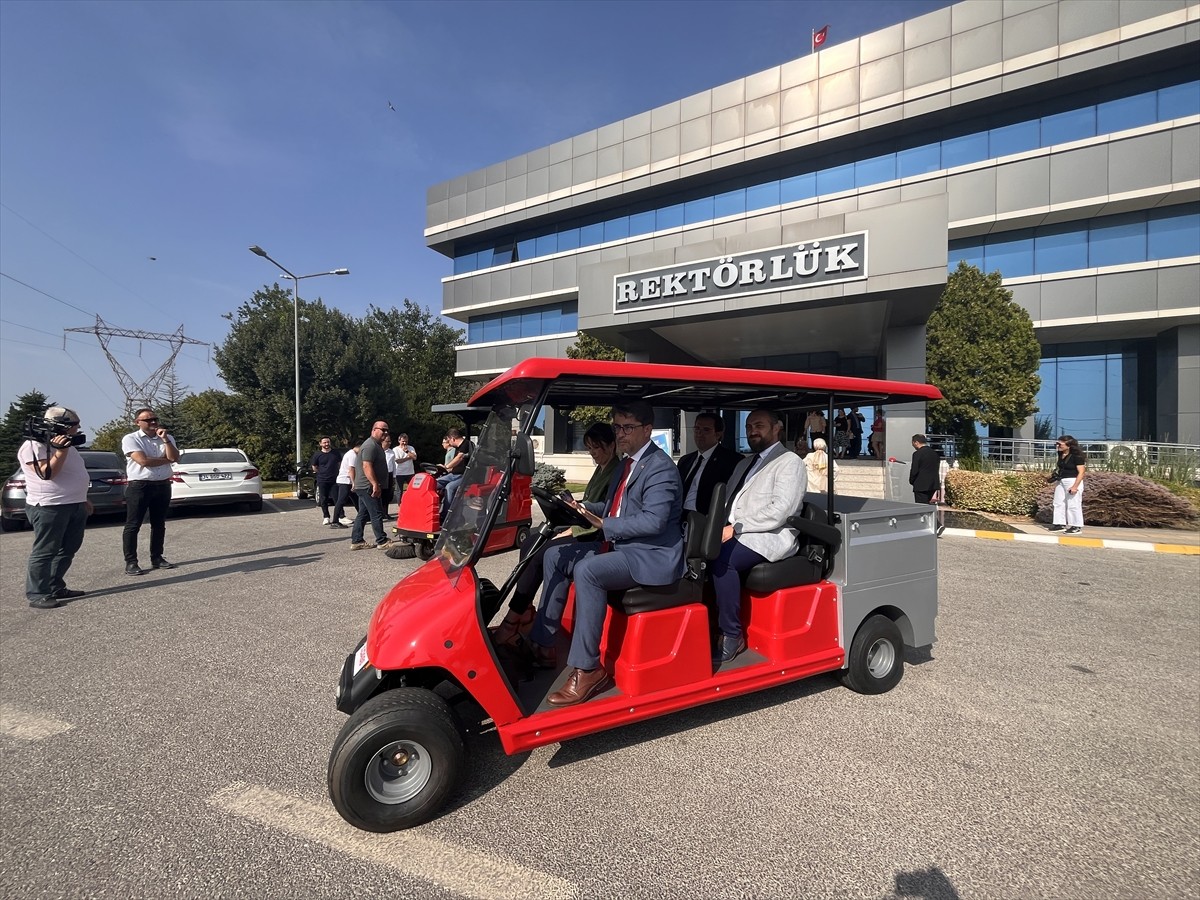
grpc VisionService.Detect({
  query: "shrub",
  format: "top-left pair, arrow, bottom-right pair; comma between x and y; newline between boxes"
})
1033,471 -> 1198,528
944,469 -> 1046,516
531,462 -> 566,494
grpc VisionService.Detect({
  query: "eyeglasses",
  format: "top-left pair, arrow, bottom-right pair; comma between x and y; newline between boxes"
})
375,427 -> 389,433
138,418 -> 159,424
612,423 -> 648,435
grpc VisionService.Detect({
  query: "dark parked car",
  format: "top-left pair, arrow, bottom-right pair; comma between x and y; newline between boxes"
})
1,450 -> 128,532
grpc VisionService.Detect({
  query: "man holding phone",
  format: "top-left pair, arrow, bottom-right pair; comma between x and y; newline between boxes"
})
121,407 -> 180,575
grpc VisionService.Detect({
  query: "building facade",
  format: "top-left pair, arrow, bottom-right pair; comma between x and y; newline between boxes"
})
426,0 -> 1200,460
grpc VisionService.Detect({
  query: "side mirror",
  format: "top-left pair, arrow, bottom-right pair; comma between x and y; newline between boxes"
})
512,434 -> 535,476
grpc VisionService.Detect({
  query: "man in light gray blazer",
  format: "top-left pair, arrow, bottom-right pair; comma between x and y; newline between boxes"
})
712,408 -> 806,664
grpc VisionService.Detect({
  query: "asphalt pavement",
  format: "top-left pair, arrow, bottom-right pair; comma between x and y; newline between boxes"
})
1,498 -> 1197,899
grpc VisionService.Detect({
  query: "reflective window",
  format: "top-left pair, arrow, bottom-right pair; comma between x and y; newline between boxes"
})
492,243 -> 515,266
684,196 -> 715,225
941,132 -> 988,169
1034,223 -> 1088,273
897,143 -> 940,178
780,172 -> 815,203
465,301 -> 579,345
745,181 -> 780,210
1159,81 -> 1200,119
629,210 -> 657,234
516,236 -> 537,261
580,221 -> 605,246
501,314 -> 520,340
558,227 -> 581,251
984,229 -> 1035,278
854,153 -> 896,186
520,309 -> 541,337
1038,346 -> 1132,441
989,120 -> 1040,157
1041,106 -> 1096,145
816,162 -> 854,195
540,305 -> 561,334
535,233 -> 558,256
657,203 -> 685,230
1088,212 -> 1145,267
1097,92 -> 1157,133
714,188 -> 747,218
603,216 -> 629,242
481,317 -> 501,342
948,240 -> 984,270
1148,206 -> 1200,259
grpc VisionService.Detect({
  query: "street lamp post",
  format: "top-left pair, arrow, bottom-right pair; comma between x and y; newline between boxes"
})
248,246 -> 349,494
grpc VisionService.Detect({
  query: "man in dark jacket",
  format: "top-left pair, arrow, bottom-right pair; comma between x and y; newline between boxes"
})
909,434 -> 940,504
677,413 -> 740,516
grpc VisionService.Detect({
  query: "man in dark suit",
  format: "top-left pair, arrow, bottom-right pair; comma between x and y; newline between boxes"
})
909,434 -> 940,504
677,413 -> 740,516
528,399 -> 685,707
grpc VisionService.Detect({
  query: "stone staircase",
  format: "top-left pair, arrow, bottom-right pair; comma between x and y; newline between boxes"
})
832,459 -> 887,499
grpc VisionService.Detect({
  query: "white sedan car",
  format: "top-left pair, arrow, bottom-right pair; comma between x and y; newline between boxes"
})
170,448 -> 264,512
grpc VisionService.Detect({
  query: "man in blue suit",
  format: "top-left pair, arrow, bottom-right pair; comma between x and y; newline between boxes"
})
527,399 -> 685,707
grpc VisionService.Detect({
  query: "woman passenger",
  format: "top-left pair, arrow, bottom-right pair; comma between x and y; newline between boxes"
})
491,422 -> 619,649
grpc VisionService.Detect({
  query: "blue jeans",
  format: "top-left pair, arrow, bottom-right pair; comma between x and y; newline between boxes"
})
351,492 -> 385,543
436,473 -> 463,518
710,539 -> 767,640
26,502 -> 88,601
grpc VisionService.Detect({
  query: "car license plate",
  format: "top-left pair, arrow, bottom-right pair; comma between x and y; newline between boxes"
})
352,644 -> 370,675
198,473 -> 232,481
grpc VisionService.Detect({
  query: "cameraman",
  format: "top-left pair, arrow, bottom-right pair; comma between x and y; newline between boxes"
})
121,407 -> 179,575
17,406 -> 92,610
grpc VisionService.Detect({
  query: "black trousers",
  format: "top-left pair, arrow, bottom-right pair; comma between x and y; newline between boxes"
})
123,480 -> 171,564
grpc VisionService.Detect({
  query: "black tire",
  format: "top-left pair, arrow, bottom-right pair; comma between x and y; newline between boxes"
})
841,614 -> 904,695
417,540 -> 435,561
248,496 -> 264,512
0,515 -> 23,532
513,524 -> 530,549
328,688 -> 464,832
297,475 -> 316,500
478,577 -> 502,624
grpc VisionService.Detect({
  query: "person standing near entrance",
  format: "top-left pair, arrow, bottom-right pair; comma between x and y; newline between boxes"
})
909,434 -> 940,504
310,436 -> 341,525
121,407 -> 179,575
350,421 -> 391,550
18,406 -> 91,609
1049,435 -> 1087,535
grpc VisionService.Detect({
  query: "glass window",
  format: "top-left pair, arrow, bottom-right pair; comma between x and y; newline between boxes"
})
1097,92 -> 1157,134
467,320 -> 481,343
1148,205 -> 1200,260
780,172 -> 815,203
657,203 -> 685,230
940,132 -> 989,169
501,313 -> 520,340
1034,223 -> 1088,273
558,227 -> 580,252
745,180 -> 780,211
453,252 -> 474,275
603,216 -> 629,242
1088,212 -> 1146,267
947,239 -> 984,271
481,316 -> 502,343
989,120 -> 1040,157
535,233 -> 558,256
854,153 -> 896,187
816,162 -> 854,195
561,303 -> 578,332
984,229 -> 1035,278
491,243 -> 515,266
684,196 -> 714,225
714,188 -> 746,218
1158,81 -> 1200,120
579,221 -> 605,247
520,309 -> 542,337
629,210 -> 657,236
540,305 -> 561,334
897,143 -> 940,178
1040,106 -> 1096,146
516,236 -> 536,261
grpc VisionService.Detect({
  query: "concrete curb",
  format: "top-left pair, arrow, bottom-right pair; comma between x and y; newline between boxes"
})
941,527 -> 1199,556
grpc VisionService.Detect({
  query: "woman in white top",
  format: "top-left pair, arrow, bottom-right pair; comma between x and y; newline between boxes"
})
804,437 -> 838,494
330,442 -> 360,528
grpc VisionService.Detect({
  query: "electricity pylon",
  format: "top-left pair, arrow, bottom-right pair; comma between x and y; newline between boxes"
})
64,316 -> 209,419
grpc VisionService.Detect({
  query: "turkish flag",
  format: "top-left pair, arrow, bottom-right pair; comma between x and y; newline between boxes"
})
813,25 -> 829,51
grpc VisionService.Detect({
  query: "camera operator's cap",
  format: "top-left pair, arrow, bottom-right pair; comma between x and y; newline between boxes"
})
44,406 -> 81,427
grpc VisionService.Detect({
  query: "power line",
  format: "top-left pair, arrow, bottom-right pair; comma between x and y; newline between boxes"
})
0,271 -> 92,315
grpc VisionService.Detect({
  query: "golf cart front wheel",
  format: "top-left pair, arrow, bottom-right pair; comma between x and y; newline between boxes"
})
328,688 -> 464,832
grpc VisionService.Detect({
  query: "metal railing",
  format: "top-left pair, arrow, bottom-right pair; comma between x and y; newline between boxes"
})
925,435 -> 1200,481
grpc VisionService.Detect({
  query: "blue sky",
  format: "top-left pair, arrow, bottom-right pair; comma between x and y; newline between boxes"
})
0,0 -> 947,433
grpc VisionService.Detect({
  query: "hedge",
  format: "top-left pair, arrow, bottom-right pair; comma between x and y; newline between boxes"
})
944,469 -> 1046,517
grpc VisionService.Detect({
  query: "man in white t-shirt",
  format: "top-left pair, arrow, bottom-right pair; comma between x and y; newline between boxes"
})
17,406 -> 92,609
121,407 -> 179,576
393,433 -> 417,493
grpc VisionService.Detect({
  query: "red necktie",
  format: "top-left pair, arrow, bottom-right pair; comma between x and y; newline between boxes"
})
609,456 -> 634,517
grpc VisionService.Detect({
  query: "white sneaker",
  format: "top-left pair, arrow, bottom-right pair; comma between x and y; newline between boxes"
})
321,517 -> 330,525
339,517 -> 353,526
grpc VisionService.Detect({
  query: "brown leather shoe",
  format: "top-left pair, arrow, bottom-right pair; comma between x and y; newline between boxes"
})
547,667 -> 612,707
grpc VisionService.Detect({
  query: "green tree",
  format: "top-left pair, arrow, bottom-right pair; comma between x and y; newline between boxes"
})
158,370 -> 198,449
0,389 -> 53,466
89,417 -> 128,453
926,262 -> 1042,459
565,332 -> 625,426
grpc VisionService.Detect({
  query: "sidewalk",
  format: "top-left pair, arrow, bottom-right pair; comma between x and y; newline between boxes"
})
943,514 -> 1199,555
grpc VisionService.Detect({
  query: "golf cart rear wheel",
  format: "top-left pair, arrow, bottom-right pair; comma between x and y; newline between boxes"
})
841,614 -> 904,695
328,688 -> 464,832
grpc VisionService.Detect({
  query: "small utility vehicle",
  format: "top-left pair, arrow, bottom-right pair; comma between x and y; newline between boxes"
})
329,359 -> 943,832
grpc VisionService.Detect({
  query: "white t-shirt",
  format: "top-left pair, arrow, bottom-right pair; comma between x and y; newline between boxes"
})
17,441 -> 90,505
395,444 -> 417,476
385,448 -> 396,475
337,450 -> 357,485
122,430 -> 177,481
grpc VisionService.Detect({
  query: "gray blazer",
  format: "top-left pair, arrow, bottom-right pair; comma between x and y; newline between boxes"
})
726,445 -> 806,562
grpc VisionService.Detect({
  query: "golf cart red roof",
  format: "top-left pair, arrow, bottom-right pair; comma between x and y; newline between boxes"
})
470,358 -> 942,411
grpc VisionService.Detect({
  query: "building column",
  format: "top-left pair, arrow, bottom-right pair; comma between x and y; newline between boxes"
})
883,324 -> 928,463
1158,324 -> 1199,444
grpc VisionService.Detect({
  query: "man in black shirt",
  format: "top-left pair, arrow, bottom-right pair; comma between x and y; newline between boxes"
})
310,437 -> 342,525
909,434 -> 940,504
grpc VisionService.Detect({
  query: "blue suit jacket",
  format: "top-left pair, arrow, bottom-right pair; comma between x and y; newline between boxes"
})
583,441 -> 685,586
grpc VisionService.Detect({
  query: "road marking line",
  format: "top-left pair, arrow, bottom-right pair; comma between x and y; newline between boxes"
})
942,528 -> 1198,554
207,782 -> 577,900
0,704 -> 74,741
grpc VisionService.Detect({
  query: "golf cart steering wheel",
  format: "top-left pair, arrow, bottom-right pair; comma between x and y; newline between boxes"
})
530,485 -> 592,529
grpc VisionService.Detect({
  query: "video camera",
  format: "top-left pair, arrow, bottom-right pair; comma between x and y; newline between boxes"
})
22,413 -> 87,448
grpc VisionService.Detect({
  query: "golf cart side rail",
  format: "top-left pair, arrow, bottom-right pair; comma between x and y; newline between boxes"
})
469,358 -> 943,410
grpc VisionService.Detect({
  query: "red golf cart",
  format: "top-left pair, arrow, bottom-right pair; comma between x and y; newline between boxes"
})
328,359 -> 943,831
